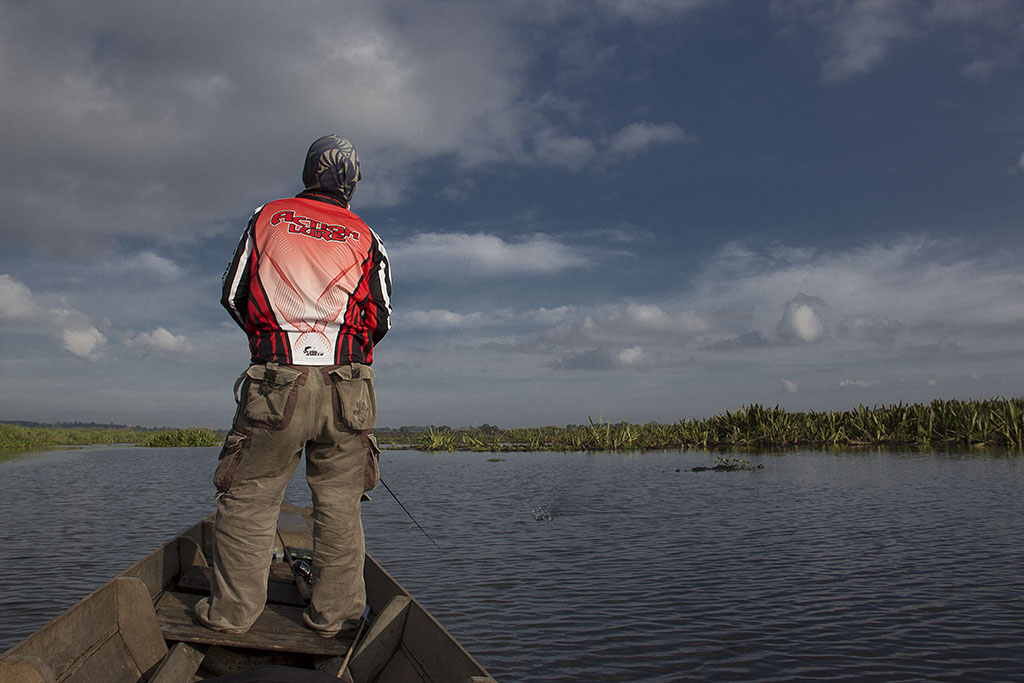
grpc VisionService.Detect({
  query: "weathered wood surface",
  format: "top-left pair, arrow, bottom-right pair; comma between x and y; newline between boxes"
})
155,592 -> 350,657
0,577 -> 166,683
175,564 -> 307,607
148,642 -> 208,683
361,555 -> 495,683
2,502 -> 496,683
348,596 -> 410,682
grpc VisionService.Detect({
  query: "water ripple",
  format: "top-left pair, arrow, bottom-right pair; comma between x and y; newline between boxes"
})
2,448 -> 1023,681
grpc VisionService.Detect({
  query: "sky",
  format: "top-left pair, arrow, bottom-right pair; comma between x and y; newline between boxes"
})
1,0 -> 1022,429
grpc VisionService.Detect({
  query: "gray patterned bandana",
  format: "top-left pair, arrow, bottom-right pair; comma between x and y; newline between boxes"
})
301,134 -> 362,205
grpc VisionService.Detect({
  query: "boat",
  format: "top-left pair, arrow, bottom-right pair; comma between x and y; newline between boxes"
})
0,503 -> 495,682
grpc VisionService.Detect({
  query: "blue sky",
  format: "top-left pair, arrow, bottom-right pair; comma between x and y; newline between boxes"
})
1,0 -> 1022,429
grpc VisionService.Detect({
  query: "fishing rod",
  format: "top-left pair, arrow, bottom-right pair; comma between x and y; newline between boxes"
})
378,475 -> 442,550
276,528 -> 312,603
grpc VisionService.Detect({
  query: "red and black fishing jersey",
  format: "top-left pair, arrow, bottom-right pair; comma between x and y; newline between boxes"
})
221,192 -> 392,365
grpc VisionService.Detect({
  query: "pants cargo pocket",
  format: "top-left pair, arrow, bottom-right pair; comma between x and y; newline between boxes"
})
241,362 -> 304,429
214,428 -> 251,492
329,364 -> 376,431
360,431 -> 381,492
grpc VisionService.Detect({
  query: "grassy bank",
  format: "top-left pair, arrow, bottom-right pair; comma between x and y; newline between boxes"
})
377,397 -> 1024,452
0,423 -> 222,449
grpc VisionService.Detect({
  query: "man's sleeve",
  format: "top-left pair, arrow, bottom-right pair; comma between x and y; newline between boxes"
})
364,228 -> 392,345
220,209 -> 260,331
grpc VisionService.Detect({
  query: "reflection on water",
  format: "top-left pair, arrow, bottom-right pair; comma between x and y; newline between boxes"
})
2,447 -> 1023,682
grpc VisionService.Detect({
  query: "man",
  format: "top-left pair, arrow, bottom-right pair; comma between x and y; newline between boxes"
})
195,135 -> 392,639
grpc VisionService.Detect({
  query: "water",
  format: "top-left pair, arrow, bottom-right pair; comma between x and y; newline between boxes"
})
1,446 -> 1022,681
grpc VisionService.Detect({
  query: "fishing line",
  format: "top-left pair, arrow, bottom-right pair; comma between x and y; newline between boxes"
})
379,475 -> 442,550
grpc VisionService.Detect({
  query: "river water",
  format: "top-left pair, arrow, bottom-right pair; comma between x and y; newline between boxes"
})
1,446 -> 1022,681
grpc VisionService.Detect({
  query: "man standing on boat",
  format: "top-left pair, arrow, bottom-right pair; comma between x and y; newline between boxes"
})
195,134 -> 392,640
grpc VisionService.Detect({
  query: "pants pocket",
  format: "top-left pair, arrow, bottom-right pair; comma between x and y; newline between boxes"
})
241,362 -> 304,429
214,428 -> 251,492
360,431 -> 381,492
329,364 -> 376,431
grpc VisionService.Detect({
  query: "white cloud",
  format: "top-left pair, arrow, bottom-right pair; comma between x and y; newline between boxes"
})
61,325 -> 105,359
389,232 -> 590,279
127,327 -> 195,355
776,294 -> 828,344
607,0 -> 716,23
774,0 -> 1024,81
782,379 -> 799,393
0,275 -> 108,359
457,235 -> 1024,393
404,310 -> 489,329
123,252 -> 184,279
839,379 -> 876,388
824,0 -> 916,81
533,129 -> 597,171
607,122 -> 690,156
0,274 -> 36,319
836,316 -> 903,345
618,346 -> 646,365
959,58 -> 998,79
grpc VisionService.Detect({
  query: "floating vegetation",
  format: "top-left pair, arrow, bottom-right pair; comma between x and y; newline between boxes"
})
376,397 -> 1024,453
692,457 -> 764,472
532,505 -> 553,522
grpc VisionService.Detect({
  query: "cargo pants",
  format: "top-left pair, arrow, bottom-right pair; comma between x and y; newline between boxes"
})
195,361 -> 379,637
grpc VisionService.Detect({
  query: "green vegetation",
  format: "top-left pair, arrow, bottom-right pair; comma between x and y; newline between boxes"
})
5,396 -> 1022,454
139,428 -> 222,448
375,397 -> 1024,452
692,457 -> 763,472
0,423 -> 222,449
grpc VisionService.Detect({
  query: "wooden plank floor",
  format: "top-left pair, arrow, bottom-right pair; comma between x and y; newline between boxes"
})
176,565 -> 308,608
156,592 -> 350,656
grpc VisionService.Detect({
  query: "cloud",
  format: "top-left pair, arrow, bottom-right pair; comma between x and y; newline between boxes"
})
772,0 -> 1024,81
61,325 -> 106,359
782,379 -> 799,393
0,3 -> 531,249
607,122 -> 691,156
388,232 -> 590,279
548,348 -> 622,371
0,274 -> 108,359
618,346 -> 646,365
839,379 -> 877,388
447,236 -> 1024,390
836,315 -> 904,345
0,274 -> 35,319
123,252 -> 184,279
127,327 -> 195,355
776,293 -> 828,344
0,2 -> 705,255
533,129 -> 597,171
607,0 -> 717,23
403,310 -> 490,329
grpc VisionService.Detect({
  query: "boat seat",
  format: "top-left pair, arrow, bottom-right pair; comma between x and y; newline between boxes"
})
0,577 -> 167,683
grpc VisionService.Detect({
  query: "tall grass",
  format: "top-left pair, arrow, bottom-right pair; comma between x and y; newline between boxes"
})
139,428 -> 222,448
0,423 -> 222,449
375,397 -> 1024,453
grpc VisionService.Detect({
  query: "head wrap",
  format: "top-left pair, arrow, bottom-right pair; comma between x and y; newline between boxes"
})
301,134 -> 361,205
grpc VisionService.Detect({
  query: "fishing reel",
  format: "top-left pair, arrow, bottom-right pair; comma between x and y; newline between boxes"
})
291,558 -> 313,585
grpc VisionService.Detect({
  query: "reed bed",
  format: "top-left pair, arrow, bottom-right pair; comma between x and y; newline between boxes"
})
376,397 -> 1024,453
0,423 -> 222,449
139,428 -> 222,448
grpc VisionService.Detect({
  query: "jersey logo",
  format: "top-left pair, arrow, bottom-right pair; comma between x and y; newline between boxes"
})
271,210 -> 361,243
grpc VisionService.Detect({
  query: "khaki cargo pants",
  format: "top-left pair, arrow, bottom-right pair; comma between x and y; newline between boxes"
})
195,362 -> 380,636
